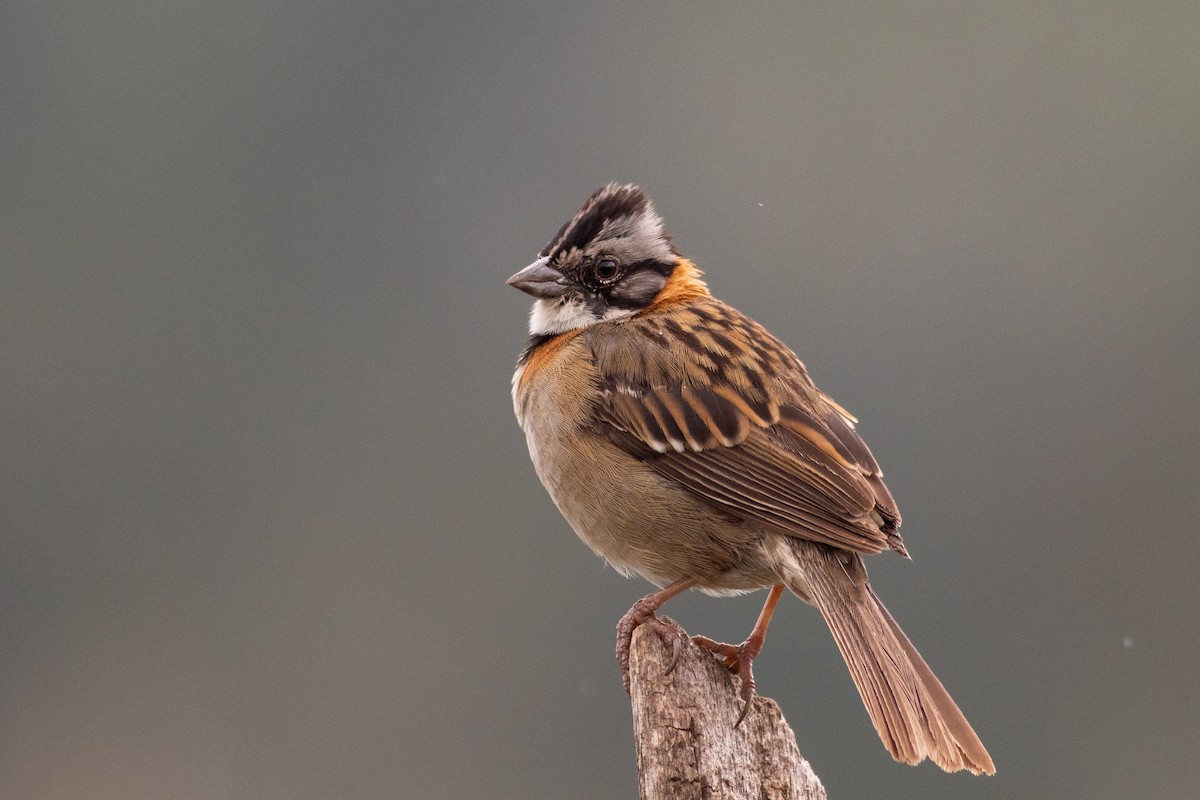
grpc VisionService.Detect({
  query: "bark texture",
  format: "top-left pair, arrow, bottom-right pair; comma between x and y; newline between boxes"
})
629,622 -> 827,800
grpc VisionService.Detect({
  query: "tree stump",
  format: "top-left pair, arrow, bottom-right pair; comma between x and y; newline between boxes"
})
629,621 -> 826,800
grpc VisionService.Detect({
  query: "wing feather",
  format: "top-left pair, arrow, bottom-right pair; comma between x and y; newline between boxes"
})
587,299 -> 903,555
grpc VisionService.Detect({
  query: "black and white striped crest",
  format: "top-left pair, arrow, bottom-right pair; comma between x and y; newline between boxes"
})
539,183 -> 677,264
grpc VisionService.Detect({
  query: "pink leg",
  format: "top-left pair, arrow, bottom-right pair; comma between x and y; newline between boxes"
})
693,583 -> 785,726
615,577 -> 699,693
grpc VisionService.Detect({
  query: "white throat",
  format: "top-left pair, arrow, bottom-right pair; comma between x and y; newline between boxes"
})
528,298 -> 636,336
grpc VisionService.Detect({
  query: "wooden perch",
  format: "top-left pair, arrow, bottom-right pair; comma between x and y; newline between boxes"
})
629,621 -> 826,800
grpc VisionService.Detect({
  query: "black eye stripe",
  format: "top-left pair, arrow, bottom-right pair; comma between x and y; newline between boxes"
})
605,268 -> 669,309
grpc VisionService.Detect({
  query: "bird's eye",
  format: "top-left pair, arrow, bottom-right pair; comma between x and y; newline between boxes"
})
594,258 -> 621,283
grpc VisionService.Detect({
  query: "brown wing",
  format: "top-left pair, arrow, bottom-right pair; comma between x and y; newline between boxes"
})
587,300 -> 904,556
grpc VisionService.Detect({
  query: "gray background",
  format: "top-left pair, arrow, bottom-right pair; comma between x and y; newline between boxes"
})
4,2 -> 1198,798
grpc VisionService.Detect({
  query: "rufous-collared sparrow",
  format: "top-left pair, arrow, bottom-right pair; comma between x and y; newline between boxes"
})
509,183 -> 993,774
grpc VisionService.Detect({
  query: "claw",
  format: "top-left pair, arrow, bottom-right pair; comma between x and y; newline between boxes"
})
693,635 -> 761,726
690,583 -> 786,727
615,578 -> 698,693
618,615 -> 685,691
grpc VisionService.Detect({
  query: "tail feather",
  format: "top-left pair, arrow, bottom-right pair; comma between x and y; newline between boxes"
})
792,545 -> 995,775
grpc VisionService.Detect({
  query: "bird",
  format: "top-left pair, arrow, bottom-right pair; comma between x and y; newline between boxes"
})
508,182 -> 994,775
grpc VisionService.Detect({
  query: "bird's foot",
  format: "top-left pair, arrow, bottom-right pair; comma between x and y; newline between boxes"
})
691,634 -> 766,726
616,607 -> 684,694
614,579 -> 698,693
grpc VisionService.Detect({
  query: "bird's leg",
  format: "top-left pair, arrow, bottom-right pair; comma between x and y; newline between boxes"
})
616,577 -> 699,693
693,583 -> 786,726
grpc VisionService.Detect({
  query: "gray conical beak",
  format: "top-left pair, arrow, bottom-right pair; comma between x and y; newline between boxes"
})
507,257 -> 570,299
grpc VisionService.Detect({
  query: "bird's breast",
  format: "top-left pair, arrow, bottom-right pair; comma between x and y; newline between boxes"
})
512,333 -> 772,592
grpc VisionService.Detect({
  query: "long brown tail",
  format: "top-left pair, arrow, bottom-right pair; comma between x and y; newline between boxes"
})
791,545 -> 995,775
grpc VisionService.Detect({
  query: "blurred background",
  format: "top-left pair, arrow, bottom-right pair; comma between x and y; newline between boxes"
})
3,2 -> 1198,798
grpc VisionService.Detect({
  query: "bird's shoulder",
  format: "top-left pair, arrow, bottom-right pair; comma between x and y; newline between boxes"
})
581,295 -> 824,440
577,293 -> 905,554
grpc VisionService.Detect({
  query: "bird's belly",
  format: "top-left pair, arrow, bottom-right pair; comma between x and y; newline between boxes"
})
523,420 -> 774,593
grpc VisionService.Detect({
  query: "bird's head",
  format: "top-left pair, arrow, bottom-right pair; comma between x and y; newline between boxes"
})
508,183 -> 693,336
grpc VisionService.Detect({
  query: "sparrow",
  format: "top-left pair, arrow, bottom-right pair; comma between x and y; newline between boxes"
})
508,183 -> 994,775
